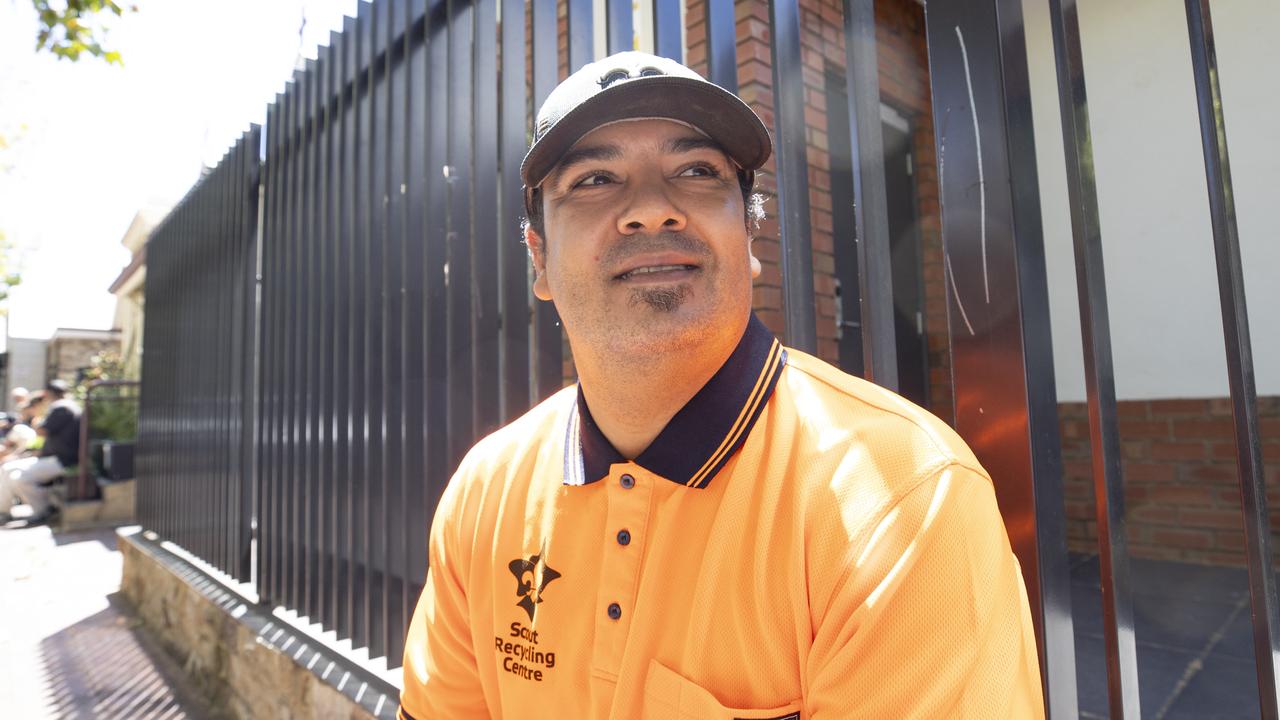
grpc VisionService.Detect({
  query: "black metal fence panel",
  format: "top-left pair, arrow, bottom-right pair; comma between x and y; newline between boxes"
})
138,127 -> 260,584
923,1 -> 1079,716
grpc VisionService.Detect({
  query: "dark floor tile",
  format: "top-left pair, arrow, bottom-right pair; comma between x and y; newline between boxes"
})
1164,651 -> 1261,719
1070,553 -> 1250,605
1134,593 -> 1239,653
1130,558 -> 1250,605
1075,633 -> 1197,718
1215,606 -> 1265,662
1071,579 -> 1237,653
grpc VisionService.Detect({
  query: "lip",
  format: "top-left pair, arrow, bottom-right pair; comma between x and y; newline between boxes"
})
612,254 -> 702,281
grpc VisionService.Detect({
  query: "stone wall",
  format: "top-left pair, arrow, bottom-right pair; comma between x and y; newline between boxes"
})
118,529 -> 398,720
47,336 -> 121,385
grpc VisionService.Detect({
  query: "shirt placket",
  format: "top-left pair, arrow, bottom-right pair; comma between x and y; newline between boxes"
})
590,463 -> 653,682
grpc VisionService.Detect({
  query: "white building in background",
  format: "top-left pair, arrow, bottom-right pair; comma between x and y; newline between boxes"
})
1022,0 -> 1279,402
4,337 -> 48,413
109,204 -> 170,379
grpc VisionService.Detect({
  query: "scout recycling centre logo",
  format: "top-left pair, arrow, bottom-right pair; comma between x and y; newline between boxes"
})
508,546 -> 561,621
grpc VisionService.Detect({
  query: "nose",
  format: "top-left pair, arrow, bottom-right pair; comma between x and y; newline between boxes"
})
616,179 -> 687,235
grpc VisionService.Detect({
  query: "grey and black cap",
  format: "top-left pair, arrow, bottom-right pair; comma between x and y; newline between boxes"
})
520,51 -> 772,215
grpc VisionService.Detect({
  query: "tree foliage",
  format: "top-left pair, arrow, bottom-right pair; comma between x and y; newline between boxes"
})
0,229 -> 20,313
32,0 -> 138,65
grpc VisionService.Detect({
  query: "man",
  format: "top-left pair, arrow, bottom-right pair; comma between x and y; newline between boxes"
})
0,412 -> 37,464
10,386 -> 29,415
401,52 -> 1043,718
18,389 -> 45,427
0,380 -> 80,525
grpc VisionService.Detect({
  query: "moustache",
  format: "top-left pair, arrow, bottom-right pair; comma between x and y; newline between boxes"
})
599,232 -> 713,269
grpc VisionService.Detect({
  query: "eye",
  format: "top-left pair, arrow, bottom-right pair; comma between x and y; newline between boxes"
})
571,172 -> 615,189
678,163 -> 720,178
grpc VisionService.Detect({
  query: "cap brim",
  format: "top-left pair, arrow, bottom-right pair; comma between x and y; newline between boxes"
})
520,75 -> 772,190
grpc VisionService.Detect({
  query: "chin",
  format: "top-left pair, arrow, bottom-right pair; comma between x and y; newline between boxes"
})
612,302 -> 728,355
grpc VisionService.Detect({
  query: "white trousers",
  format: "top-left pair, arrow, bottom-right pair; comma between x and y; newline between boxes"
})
0,456 -> 64,516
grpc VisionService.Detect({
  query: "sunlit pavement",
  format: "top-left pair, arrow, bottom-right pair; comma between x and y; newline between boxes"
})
0,522 -> 213,719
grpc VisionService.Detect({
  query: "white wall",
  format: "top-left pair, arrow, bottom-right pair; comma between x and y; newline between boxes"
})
4,337 -> 47,413
1022,0 -> 1279,401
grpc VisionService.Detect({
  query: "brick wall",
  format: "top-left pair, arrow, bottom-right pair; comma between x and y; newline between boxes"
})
1060,396 -> 1280,566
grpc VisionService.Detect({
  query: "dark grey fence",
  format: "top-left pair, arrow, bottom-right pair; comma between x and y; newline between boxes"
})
135,0 -> 1273,716
138,127 -> 259,583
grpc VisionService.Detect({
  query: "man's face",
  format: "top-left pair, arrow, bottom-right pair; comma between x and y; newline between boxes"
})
526,118 -> 761,360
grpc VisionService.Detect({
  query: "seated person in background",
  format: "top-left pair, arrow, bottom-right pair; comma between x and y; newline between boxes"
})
19,390 -> 47,428
0,380 -> 82,526
10,387 -> 29,415
0,413 -> 37,464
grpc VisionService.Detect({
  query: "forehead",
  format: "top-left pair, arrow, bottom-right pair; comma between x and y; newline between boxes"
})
551,118 -> 729,169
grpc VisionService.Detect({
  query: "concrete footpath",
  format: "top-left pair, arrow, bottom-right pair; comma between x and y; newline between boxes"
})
0,523 -> 214,719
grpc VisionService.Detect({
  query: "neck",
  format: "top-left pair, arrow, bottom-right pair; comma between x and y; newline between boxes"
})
574,322 -> 745,460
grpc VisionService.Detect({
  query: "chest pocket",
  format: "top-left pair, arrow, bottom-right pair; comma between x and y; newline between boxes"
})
640,660 -> 803,720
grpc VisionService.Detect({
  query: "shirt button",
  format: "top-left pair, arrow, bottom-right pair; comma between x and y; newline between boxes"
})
607,602 -> 622,620
619,474 -> 635,489
616,529 -> 631,546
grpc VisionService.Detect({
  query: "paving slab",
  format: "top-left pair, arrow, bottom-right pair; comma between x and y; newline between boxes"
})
1071,553 -> 1262,719
0,524 -> 215,719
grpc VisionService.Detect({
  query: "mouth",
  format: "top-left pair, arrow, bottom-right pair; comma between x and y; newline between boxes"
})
614,264 -> 701,282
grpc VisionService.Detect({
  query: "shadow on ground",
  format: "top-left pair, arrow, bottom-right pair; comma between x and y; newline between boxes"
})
33,592 -> 217,720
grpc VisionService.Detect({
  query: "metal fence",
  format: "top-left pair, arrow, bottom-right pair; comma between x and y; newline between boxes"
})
135,0 -> 1274,716
138,128 -> 259,583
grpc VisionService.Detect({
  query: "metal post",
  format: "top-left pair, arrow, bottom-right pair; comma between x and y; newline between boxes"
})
652,0 -> 682,62
1046,0 -> 1140,715
768,0 -> 817,353
703,0 -> 736,92
606,0 -> 633,54
840,0 -> 897,390
1183,1 -> 1280,715
923,0 -> 1078,715
499,0 -> 531,420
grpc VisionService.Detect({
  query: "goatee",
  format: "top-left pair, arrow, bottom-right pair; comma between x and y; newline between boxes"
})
629,286 -> 688,312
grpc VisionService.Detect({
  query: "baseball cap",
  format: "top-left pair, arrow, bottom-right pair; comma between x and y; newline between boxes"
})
520,51 -> 772,213
46,379 -> 70,394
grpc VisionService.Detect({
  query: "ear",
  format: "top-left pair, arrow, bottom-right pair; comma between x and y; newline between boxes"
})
525,225 -> 553,301
748,238 -> 762,280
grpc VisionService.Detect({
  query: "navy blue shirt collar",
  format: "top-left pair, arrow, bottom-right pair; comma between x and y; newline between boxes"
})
565,313 -> 787,489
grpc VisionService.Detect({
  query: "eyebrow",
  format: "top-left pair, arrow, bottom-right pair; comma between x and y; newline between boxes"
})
664,135 -> 728,157
546,134 -> 731,188
546,143 -> 622,188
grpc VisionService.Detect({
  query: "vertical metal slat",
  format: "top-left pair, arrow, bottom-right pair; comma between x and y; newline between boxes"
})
1046,1 -> 1140,716
1183,1 -> 1280,715
840,0 -> 897,390
768,0 -> 817,352
530,0 -> 562,401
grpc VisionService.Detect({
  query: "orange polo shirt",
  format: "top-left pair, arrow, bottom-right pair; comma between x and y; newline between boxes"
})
401,314 -> 1044,719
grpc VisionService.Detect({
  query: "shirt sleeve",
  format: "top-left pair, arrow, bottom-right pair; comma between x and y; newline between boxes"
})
805,463 -> 1045,719
400,477 -> 489,719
